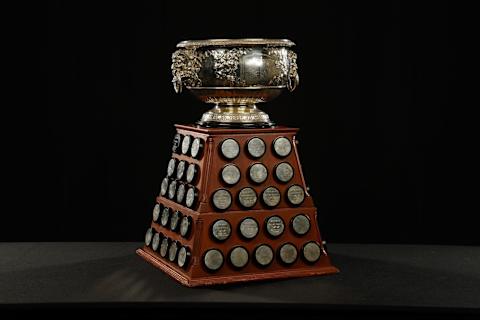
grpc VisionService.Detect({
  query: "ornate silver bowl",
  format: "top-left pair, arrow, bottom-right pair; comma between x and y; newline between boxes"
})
171,38 -> 299,127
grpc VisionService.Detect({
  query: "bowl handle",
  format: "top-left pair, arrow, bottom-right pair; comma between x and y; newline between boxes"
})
287,51 -> 299,92
171,49 -> 203,94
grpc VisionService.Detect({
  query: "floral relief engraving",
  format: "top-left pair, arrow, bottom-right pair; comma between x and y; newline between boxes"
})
171,48 -> 204,93
205,48 -> 250,85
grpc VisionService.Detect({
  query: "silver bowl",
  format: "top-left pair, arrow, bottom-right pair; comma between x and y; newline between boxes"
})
171,38 -> 299,127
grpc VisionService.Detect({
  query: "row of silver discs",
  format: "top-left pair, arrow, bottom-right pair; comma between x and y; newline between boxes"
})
160,177 -> 198,208
222,162 -> 295,186
211,213 -> 311,242
203,241 -> 323,272
152,203 -> 192,238
212,184 -> 305,210
220,136 -> 292,160
172,133 -> 204,159
145,227 -> 191,269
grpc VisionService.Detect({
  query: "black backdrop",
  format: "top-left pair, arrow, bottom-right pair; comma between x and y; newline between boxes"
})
13,1 -> 474,244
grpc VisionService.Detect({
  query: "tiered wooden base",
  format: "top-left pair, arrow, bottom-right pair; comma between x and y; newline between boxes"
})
137,124 -> 338,287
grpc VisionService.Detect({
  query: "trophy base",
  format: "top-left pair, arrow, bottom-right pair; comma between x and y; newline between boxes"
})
199,104 -> 274,128
138,124 -> 339,287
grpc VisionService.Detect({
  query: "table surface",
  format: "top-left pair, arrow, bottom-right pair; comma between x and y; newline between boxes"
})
1,242 -> 479,314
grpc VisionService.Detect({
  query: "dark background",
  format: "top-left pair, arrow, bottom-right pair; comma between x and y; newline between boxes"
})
8,1 -> 475,244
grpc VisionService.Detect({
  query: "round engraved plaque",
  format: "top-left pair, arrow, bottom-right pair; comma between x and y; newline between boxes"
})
152,203 -> 161,222
266,215 -> 285,237
292,214 -> 310,235
302,241 -> 322,263
159,237 -> 169,258
185,187 -> 197,208
151,232 -> 161,251
212,189 -> 232,210
167,158 -> 176,177
211,219 -> 231,241
221,164 -> 241,185
247,137 -> 266,158
279,243 -> 298,265
203,249 -> 224,272
144,227 -> 153,246
160,177 -> 169,196
239,217 -> 259,240
249,163 -> 268,184
180,215 -> 192,238
273,137 -> 292,157
177,246 -> 190,268
254,244 -> 274,267
275,162 -> 294,183
176,160 -> 186,180
176,183 -> 186,204
186,163 -> 198,184
238,187 -> 257,208
287,184 -> 305,205
172,133 -> 182,154
181,135 -> 191,155
220,138 -> 240,159
190,137 -> 203,158
262,186 -> 281,207
168,241 -> 179,262
168,180 -> 177,200
229,246 -> 249,269
160,206 -> 170,227
170,210 -> 182,232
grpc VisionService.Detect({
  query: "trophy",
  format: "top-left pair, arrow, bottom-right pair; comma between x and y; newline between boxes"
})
137,39 -> 339,286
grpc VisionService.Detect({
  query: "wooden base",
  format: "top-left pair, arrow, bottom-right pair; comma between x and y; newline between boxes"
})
137,248 -> 339,287
139,124 -> 339,287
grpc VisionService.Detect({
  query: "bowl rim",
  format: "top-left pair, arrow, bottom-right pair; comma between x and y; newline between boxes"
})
176,38 -> 295,48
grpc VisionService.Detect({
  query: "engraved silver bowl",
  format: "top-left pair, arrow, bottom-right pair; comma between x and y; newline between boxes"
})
171,38 -> 299,127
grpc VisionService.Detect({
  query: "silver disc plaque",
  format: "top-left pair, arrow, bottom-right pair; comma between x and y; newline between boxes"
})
221,164 -> 241,185
160,237 -> 169,257
238,187 -> 257,208
292,214 -> 310,235
167,158 -> 176,177
229,246 -> 249,269
262,186 -> 281,207
170,210 -> 182,232
239,217 -> 259,239
211,219 -> 231,241
303,241 -> 322,263
144,227 -> 153,246
275,162 -> 294,183
168,241 -> 179,262
186,163 -> 197,184
203,249 -> 224,271
220,138 -> 240,159
287,184 -> 305,205
273,137 -> 292,157
160,206 -> 170,227
185,187 -> 197,208
254,244 -> 274,267
190,137 -> 203,158
168,179 -> 177,200
152,203 -> 161,222
247,137 -> 266,158
181,135 -> 191,155
279,243 -> 298,265
177,246 -> 190,268
176,183 -> 186,204
266,215 -> 285,237
249,163 -> 268,184
176,160 -> 186,180
172,133 -> 182,154
180,215 -> 191,237
160,177 -> 169,196
212,189 -> 232,210
151,232 -> 161,251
